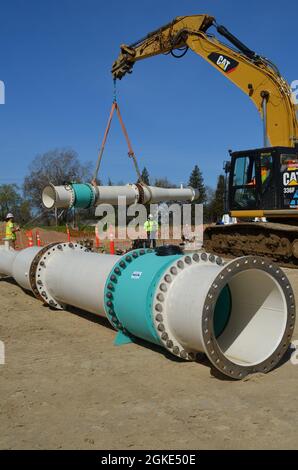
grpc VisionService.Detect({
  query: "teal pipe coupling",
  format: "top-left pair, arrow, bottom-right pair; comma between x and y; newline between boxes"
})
104,248 -> 184,347
71,183 -> 96,209
103,250 -> 295,379
103,250 -> 231,362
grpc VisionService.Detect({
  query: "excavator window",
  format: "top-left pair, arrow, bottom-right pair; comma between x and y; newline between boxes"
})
229,147 -> 298,213
233,156 -> 254,186
231,155 -> 257,209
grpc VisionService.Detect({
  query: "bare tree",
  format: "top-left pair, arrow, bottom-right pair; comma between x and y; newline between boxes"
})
24,149 -> 92,214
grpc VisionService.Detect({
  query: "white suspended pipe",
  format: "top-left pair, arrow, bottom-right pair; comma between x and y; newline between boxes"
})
42,183 -> 199,210
0,243 -> 295,379
142,185 -> 199,204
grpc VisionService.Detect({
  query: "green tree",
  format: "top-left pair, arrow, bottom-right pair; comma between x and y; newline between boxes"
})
154,177 -> 177,188
0,184 -> 21,219
138,167 -> 150,185
203,186 -> 216,223
16,200 -> 32,225
210,175 -> 225,222
188,165 -> 206,204
0,184 -> 31,224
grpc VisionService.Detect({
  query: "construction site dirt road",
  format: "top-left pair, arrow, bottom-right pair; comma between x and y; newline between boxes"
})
1,269 -> 298,450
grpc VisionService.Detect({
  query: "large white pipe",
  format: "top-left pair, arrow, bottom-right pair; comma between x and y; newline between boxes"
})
12,247 -> 42,291
41,245 -> 119,313
42,183 -> 199,210
0,243 -> 295,379
0,246 -> 18,277
0,246 -> 42,290
163,259 -> 290,374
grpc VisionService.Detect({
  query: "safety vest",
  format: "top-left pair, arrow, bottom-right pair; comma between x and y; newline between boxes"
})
261,168 -> 270,183
6,221 -> 16,240
144,220 -> 158,232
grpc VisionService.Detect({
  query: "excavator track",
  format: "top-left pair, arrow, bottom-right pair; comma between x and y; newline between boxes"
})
204,222 -> 298,268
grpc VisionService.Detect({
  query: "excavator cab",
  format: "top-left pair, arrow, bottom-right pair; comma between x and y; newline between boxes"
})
229,147 -> 298,217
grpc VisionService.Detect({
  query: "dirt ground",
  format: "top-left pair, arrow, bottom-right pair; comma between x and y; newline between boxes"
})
0,265 -> 298,450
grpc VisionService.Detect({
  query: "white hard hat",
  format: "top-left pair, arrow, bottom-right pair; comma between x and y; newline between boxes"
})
6,213 -> 14,219
148,214 -> 153,219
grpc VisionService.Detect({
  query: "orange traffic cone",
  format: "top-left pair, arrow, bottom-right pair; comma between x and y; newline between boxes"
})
66,224 -> 71,242
27,230 -> 34,247
95,226 -> 100,249
36,230 -> 42,247
109,225 -> 115,255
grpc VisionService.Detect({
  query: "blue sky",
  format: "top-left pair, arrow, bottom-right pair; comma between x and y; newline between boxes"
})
0,0 -> 297,188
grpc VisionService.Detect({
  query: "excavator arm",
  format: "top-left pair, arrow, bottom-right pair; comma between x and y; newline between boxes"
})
112,14 -> 298,148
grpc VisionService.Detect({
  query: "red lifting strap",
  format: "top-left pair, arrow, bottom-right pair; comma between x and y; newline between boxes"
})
92,101 -> 142,185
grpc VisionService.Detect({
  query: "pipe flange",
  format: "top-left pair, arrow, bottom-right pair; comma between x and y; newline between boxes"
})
29,242 -> 60,301
128,184 -> 140,204
92,184 -> 100,206
186,185 -> 199,202
153,252 -> 224,361
201,256 -> 296,379
85,183 -> 97,208
65,184 -> 76,208
137,182 -> 153,204
136,182 -> 145,204
35,242 -> 85,309
104,248 -> 152,332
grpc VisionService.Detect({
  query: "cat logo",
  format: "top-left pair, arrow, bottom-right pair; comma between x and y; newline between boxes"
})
208,53 -> 239,74
283,171 -> 298,186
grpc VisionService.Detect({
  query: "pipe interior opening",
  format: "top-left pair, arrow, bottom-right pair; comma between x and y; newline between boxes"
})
42,186 -> 56,209
213,269 -> 288,366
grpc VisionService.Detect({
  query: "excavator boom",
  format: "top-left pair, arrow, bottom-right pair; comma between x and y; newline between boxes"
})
112,14 -> 298,148
112,15 -> 214,79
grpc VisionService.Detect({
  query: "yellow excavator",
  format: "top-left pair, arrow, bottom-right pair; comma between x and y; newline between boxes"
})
112,14 -> 298,265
